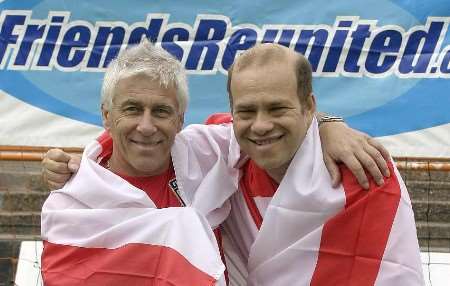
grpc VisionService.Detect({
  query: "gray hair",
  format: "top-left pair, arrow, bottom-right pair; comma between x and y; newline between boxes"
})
101,40 -> 189,114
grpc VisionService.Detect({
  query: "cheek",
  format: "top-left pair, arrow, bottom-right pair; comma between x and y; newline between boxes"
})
113,113 -> 132,126
159,118 -> 182,140
111,116 -> 137,138
232,126 -> 244,144
171,117 -> 182,132
288,118 -> 308,148
232,120 -> 248,137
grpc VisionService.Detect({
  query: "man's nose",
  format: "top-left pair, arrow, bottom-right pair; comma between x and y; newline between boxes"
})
250,112 -> 274,135
136,110 -> 157,135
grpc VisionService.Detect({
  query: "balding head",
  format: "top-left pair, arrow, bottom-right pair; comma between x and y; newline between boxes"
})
227,43 -> 313,110
227,43 -> 316,182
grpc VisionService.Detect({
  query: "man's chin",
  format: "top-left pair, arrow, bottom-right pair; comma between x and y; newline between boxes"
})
133,159 -> 170,176
254,156 -> 288,171
128,166 -> 160,177
130,146 -> 159,155
252,158 -> 275,170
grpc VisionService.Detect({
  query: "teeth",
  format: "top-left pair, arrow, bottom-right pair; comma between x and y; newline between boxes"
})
253,137 -> 281,145
132,140 -> 160,146
256,140 -> 272,145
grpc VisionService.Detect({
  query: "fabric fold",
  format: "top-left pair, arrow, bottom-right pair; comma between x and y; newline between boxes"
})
41,124 -> 242,285
246,117 -> 423,286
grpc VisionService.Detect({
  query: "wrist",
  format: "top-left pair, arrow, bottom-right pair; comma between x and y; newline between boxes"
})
316,112 -> 345,127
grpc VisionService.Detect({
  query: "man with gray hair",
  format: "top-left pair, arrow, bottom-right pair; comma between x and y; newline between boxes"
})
41,41 -> 237,285
41,41 -> 391,285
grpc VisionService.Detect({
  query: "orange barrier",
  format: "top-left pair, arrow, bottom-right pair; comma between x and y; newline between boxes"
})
394,157 -> 450,171
0,146 -> 83,161
1,146 -> 450,171
396,161 -> 450,171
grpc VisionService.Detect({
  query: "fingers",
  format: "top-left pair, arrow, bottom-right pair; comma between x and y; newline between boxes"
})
323,154 -> 341,188
42,149 -> 72,174
68,155 -> 81,172
355,149 -> 385,186
42,166 -> 72,191
42,149 -> 77,191
42,157 -> 72,175
44,148 -> 73,164
42,168 -> 71,191
318,121 -> 391,190
43,170 -> 72,190
44,169 -> 72,184
340,131 -> 390,188
367,138 -> 391,175
340,154 -> 370,190
363,142 -> 390,178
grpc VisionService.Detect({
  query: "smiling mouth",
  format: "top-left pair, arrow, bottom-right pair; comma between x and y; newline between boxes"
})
130,139 -> 162,147
249,135 -> 283,146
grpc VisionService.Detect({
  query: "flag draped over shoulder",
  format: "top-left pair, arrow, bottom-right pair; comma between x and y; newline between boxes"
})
246,118 -> 424,286
41,124 -> 241,286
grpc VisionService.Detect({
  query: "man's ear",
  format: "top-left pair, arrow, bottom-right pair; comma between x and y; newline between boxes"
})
101,104 -> 111,131
177,114 -> 184,133
303,93 -> 316,115
308,93 -> 317,112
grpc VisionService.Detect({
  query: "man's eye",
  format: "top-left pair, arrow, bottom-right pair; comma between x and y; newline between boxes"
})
236,110 -> 255,119
124,106 -> 139,113
270,107 -> 288,115
153,107 -> 173,117
237,109 -> 254,114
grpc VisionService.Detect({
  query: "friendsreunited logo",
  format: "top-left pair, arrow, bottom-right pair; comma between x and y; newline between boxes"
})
1,10 -> 450,78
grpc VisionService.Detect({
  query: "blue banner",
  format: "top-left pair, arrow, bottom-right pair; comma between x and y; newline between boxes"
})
1,0 -> 449,139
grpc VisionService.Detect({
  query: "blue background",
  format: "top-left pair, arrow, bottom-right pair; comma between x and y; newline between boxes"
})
1,0 -> 449,136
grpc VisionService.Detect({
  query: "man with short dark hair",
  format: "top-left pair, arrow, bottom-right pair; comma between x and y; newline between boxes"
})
219,43 -> 423,285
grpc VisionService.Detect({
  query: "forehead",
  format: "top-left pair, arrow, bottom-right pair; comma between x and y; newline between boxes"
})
230,63 -> 298,106
114,74 -> 178,105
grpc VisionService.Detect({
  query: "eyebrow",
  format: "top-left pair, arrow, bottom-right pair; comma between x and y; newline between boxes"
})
153,103 -> 175,110
234,100 -> 291,110
268,102 -> 289,108
234,103 -> 255,110
119,99 -> 141,107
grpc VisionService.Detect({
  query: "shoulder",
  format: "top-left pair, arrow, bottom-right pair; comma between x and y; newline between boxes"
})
339,160 -> 402,197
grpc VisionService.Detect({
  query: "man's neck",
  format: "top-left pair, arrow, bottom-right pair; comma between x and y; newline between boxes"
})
108,155 -> 170,178
266,165 -> 289,184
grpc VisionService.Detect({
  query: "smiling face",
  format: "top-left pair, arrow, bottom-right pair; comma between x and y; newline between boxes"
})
102,73 -> 183,177
230,45 -> 315,182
